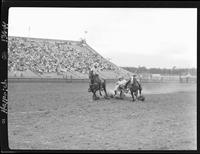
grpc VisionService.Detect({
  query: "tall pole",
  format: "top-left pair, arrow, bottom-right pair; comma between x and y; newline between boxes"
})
84,30 -> 88,42
28,26 -> 31,37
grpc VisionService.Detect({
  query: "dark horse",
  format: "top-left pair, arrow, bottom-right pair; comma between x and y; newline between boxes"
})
124,79 -> 142,101
88,70 -> 109,100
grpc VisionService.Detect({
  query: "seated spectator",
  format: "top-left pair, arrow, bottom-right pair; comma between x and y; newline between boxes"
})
8,36 -> 120,75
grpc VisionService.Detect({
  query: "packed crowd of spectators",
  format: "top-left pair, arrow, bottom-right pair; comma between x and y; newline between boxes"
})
8,36 -> 117,75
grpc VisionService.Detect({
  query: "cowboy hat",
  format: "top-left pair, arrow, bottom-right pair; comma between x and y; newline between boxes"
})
118,76 -> 124,80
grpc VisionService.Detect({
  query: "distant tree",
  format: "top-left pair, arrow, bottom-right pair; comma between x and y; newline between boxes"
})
122,66 -> 196,76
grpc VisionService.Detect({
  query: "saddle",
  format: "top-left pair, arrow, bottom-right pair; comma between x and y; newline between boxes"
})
125,79 -> 142,92
93,74 -> 104,83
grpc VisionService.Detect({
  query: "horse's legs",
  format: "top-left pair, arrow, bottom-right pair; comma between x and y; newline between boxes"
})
104,86 -> 108,97
103,83 -> 109,99
93,91 -> 99,100
131,90 -> 135,101
92,92 -> 96,100
139,89 -> 141,96
98,84 -> 102,96
120,90 -> 123,99
92,91 -> 96,100
135,91 -> 138,100
99,90 -> 102,96
114,90 -> 117,96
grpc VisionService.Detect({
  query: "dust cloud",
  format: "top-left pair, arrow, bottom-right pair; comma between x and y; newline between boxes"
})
106,82 -> 196,95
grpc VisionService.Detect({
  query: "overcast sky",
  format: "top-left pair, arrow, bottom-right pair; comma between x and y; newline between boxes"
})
8,8 -> 197,68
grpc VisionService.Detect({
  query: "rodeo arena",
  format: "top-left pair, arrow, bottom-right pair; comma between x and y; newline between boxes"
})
8,36 -> 197,150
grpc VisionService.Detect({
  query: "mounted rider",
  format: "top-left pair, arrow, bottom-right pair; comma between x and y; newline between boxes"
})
91,62 -> 99,75
90,62 -> 103,81
124,74 -> 142,92
88,62 -> 103,91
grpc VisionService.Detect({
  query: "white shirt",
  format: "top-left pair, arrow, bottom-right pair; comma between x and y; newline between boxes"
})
116,79 -> 127,86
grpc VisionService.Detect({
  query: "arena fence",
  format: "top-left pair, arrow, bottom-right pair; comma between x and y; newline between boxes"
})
8,77 -> 196,83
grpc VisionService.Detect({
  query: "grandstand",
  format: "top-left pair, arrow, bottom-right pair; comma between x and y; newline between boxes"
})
8,36 -> 132,79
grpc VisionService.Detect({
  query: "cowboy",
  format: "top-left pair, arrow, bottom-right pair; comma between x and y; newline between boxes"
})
88,62 -> 102,91
90,62 -> 100,76
114,76 -> 127,96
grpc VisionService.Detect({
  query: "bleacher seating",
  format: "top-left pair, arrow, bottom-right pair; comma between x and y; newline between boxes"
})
8,36 -> 131,79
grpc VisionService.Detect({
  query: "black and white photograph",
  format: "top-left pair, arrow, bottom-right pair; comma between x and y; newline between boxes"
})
6,7 -> 197,150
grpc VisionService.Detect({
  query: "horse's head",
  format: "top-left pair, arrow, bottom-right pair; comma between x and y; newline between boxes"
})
128,79 -> 141,92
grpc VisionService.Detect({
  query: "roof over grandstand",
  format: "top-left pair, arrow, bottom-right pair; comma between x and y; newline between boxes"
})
9,36 -> 81,44
8,8 -> 197,68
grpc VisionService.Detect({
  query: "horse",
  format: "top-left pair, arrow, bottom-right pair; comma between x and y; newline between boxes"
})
125,79 -> 142,101
88,70 -> 109,100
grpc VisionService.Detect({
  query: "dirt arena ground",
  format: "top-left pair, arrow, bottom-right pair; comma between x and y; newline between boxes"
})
8,81 -> 197,150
